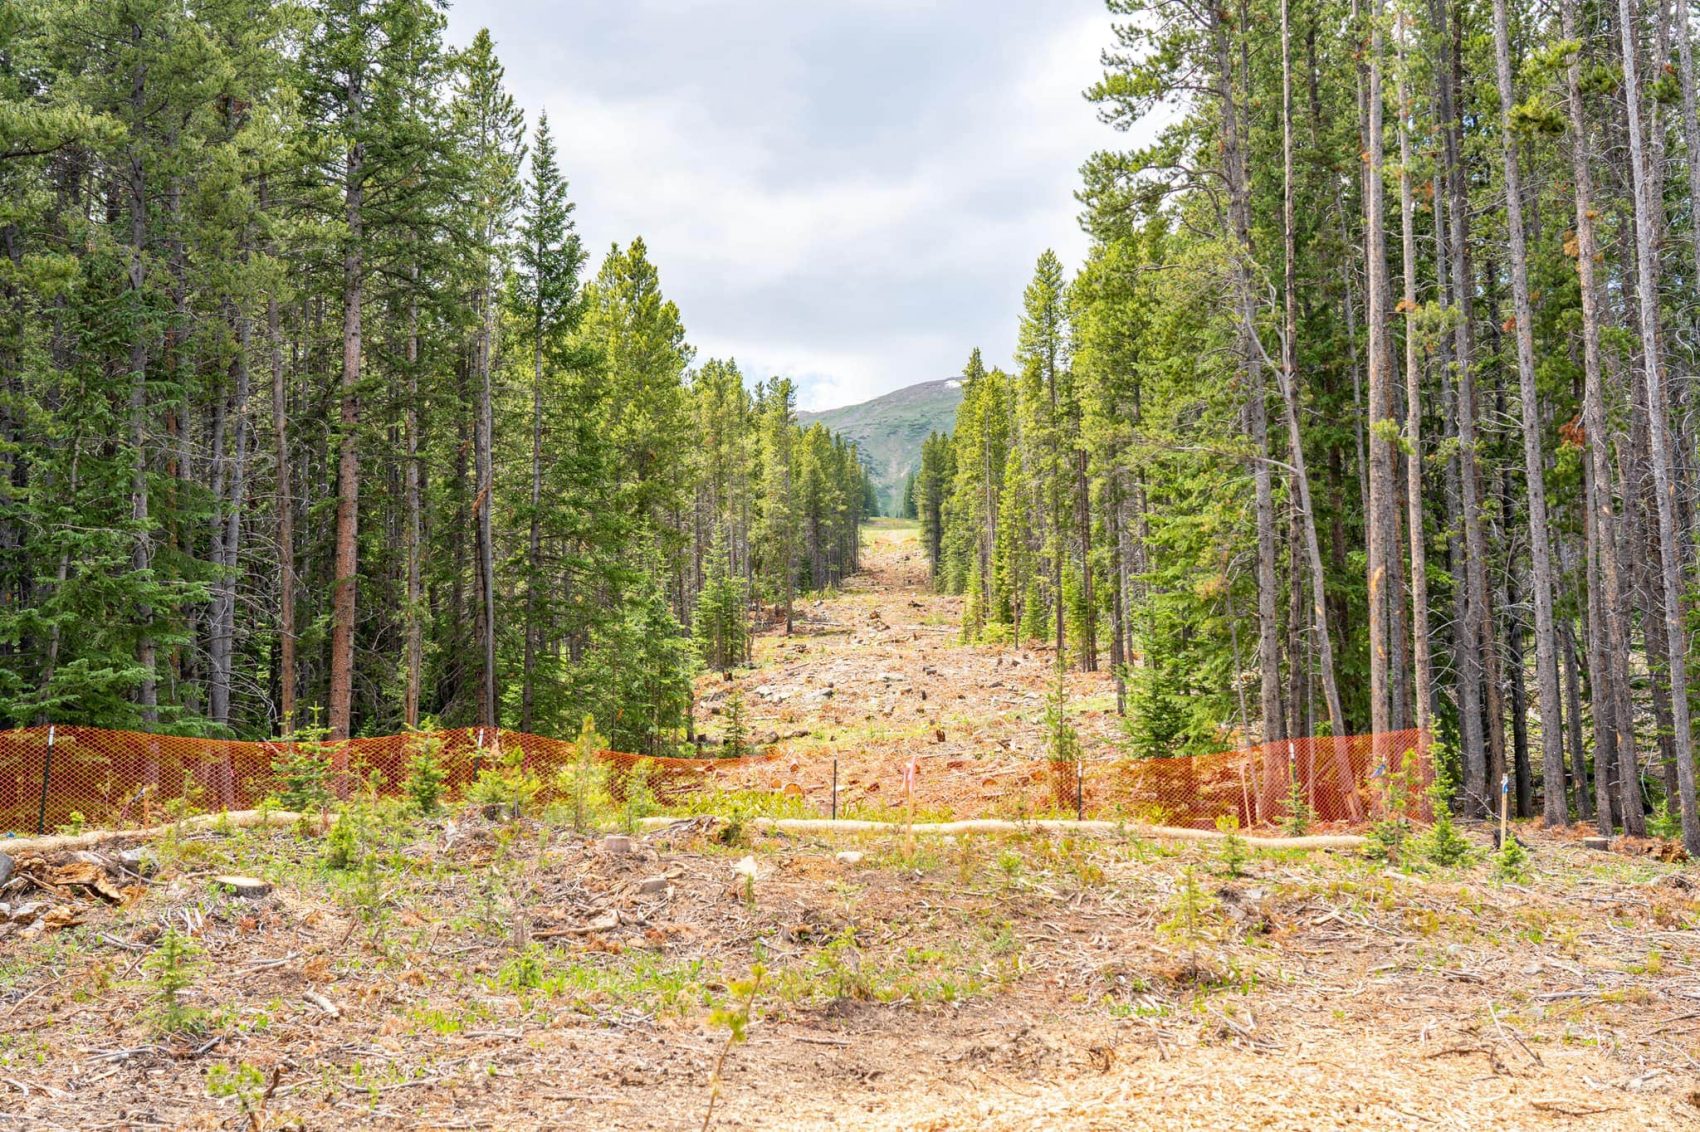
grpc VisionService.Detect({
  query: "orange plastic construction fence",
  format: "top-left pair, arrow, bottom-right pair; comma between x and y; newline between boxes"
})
0,724 -> 1429,835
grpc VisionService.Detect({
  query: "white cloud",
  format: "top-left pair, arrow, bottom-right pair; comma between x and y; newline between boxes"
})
451,2 -> 1144,410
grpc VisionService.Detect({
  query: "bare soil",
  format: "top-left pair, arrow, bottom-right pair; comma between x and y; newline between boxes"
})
3,522 -> 1699,1130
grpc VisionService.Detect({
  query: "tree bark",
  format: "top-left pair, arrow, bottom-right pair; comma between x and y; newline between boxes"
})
1394,20 -> 1433,743
264,176 -> 295,735
403,260 -> 422,729
328,68 -> 364,762
1363,0 -> 1395,773
1436,0 -> 1495,815
1491,0 -> 1568,825
1275,0 -> 1356,817
1561,0 -> 1635,833
1616,0 -> 1700,852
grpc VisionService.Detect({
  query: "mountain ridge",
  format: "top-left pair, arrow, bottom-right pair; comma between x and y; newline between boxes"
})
800,379 -> 964,515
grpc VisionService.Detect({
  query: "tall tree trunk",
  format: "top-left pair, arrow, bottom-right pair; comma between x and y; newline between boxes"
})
1437,0 -> 1495,815
522,297 -> 544,731
1617,0 -> 1700,853
268,252 -> 294,733
126,46 -> 157,731
328,74 -> 364,763
1562,0 -> 1636,833
1491,0 -> 1568,825
475,278 -> 498,730
1279,0 -> 1357,816
1394,22 -> 1433,743
1673,0 -> 1700,307
1363,0 -> 1395,772
1582,486 -> 1618,831
1077,447 -> 1096,671
1211,1 -> 1283,748
403,262 -> 422,728
210,313 -> 251,728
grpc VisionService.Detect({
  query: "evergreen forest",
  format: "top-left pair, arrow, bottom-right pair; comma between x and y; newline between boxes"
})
907,0 -> 1700,852
0,1 -> 871,756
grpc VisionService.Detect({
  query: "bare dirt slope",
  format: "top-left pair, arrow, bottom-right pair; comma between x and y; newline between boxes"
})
696,520 -> 1127,817
3,522 -> 1699,1130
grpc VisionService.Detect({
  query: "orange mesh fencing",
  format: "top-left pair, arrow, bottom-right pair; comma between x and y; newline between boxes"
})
0,724 -> 1429,836
693,728 -> 1432,829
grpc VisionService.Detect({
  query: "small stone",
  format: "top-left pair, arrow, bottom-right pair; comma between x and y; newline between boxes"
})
0,851 -> 12,888
9,901 -> 43,923
118,847 -> 156,875
834,851 -> 864,866
637,876 -> 668,895
602,835 -> 633,855
213,875 -> 272,898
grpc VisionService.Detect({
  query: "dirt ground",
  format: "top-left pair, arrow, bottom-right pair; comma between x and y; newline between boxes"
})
695,520 -> 1132,820
3,522 -> 1700,1130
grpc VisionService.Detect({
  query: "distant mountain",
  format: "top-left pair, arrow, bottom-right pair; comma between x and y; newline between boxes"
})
800,379 -> 964,516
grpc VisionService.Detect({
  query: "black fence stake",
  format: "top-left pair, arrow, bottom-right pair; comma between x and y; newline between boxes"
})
35,724 -> 56,834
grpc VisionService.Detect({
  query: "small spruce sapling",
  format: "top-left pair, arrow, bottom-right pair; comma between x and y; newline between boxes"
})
468,743 -> 541,819
146,928 -> 205,1034
1215,813 -> 1247,877
1043,670 -> 1082,812
564,714 -> 610,832
324,803 -> 360,870
271,710 -> 334,813
404,731 -> 448,816
720,689 -> 750,759
1494,835 -> 1530,882
1418,747 -> 1474,867
1283,760 -> 1311,836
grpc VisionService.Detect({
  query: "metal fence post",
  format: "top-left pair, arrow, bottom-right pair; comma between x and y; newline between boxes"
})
1076,758 -> 1084,822
831,758 -> 838,820
35,724 -> 56,834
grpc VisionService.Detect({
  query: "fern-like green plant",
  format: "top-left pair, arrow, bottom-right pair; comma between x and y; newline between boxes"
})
701,963 -> 766,1132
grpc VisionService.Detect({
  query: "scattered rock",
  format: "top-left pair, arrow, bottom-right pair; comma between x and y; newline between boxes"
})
0,851 -> 12,888
636,876 -> 669,895
7,901 -> 44,923
834,851 -> 864,866
213,875 -> 272,898
602,835 -> 634,855
117,847 -> 156,875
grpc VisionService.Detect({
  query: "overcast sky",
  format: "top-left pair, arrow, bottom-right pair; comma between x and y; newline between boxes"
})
447,0 -> 1126,412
